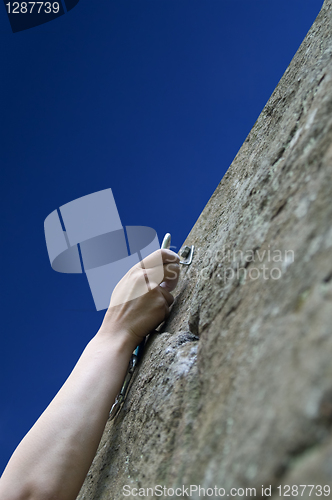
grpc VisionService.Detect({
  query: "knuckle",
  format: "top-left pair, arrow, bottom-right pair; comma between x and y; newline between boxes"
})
151,288 -> 166,307
156,294 -> 166,308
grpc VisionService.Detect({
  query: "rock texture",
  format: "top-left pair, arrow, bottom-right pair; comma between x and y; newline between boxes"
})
78,2 -> 332,498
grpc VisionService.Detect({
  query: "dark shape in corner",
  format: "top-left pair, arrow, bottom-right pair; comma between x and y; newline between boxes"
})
3,0 -> 80,33
63,0 -> 80,12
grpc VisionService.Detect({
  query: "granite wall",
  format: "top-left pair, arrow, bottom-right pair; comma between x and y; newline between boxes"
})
78,2 -> 332,498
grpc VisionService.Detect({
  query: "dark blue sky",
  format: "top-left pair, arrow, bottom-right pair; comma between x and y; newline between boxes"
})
0,0 -> 323,474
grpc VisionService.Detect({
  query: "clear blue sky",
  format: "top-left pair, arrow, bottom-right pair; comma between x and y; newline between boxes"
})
0,0 -> 323,474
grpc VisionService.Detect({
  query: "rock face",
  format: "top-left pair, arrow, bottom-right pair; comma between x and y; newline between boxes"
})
78,2 -> 332,498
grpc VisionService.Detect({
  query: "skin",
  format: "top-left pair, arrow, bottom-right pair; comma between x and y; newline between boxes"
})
0,249 -> 180,500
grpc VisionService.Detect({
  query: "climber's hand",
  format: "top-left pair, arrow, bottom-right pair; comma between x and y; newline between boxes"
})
98,249 -> 180,350
0,249 -> 180,500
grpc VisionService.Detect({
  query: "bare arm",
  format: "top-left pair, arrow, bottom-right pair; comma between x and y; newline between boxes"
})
0,249 -> 179,500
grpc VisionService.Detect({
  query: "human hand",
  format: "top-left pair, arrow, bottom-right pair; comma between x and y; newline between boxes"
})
0,253 -> 180,500
98,249 -> 180,350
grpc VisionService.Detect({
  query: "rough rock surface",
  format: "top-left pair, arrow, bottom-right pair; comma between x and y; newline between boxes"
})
78,2 -> 332,498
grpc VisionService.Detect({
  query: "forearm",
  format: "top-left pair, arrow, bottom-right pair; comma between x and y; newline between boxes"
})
0,249 -> 180,500
0,330 -> 134,500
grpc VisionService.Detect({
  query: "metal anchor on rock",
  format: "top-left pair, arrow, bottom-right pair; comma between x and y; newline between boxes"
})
109,233 -> 194,420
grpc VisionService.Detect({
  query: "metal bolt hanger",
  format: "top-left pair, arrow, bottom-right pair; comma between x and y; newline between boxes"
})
109,233 -> 194,420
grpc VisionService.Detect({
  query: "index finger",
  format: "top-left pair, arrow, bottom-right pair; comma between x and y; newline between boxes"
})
140,249 -> 180,269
